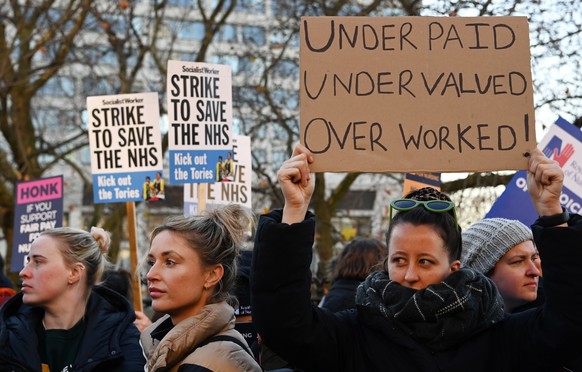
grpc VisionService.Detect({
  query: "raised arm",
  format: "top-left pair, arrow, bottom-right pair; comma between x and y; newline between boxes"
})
523,148 -> 582,367
278,143 -> 315,224
251,144 -> 349,371
526,148 -> 564,219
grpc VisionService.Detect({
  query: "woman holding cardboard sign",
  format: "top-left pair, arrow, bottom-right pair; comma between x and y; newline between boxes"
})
250,145 -> 582,371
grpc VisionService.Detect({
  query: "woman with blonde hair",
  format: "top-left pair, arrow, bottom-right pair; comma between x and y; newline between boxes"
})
0,226 -> 145,371
141,204 -> 261,371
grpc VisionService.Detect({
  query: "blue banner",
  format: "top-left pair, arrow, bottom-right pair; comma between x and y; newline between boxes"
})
486,117 -> 582,224
92,170 -> 165,203
169,149 -> 234,184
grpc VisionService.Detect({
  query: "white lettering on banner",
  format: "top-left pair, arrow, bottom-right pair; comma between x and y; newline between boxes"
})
515,177 -> 528,192
560,193 -> 581,215
516,176 -> 581,214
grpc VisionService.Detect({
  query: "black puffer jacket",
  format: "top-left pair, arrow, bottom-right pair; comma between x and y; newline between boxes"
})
320,279 -> 361,313
0,286 -> 145,371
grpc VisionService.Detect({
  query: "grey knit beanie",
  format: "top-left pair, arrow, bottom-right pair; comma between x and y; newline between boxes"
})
461,218 -> 533,275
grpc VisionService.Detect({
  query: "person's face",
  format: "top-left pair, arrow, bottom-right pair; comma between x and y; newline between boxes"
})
19,235 -> 73,307
147,231 -> 220,324
489,241 -> 540,312
387,223 -> 460,290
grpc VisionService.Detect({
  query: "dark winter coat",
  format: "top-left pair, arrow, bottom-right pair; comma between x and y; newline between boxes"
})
0,286 -> 146,371
251,210 -> 582,372
320,279 -> 361,313
0,274 -> 15,308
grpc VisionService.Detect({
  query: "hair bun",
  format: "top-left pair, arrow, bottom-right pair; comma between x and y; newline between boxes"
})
90,226 -> 111,254
406,187 -> 452,202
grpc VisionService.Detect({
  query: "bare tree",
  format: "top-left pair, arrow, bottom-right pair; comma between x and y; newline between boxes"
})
0,0 -> 94,278
0,0 -> 238,271
237,0 -> 582,280
1,0 -> 580,282
78,0 -> 237,259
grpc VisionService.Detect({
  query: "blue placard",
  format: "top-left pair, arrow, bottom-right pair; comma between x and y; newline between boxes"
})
486,117 -> 582,224
11,176 -> 64,272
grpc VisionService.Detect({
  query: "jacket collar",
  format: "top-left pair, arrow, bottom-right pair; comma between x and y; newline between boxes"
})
143,301 -> 235,371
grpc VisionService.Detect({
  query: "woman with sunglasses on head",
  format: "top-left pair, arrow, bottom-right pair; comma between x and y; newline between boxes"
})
250,144 -> 582,372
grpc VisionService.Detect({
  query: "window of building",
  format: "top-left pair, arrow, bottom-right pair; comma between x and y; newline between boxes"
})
271,59 -> 298,78
80,144 -> 91,165
179,52 -> 199,62
210,54 -> 240,73
208,0 -> 264,13
271,1 -> 316,16
271,89 -> 299,109
232,117 -> 242,135
165,0 -> 195,7
38,76 -> 75,97
253,148 -> 267,162
216,24 -> 238,43
270,30 -> 300,48
234,86 -> 266,106
272,149 -> 288,167
238,54 -> 263,74
84,12 -> 103,32
82,76 -> 119,97
33,109 -> 78,131
178,21 -> 205,40
102,15 -> 128,32
83,46 -> 117,66
236,0 -> 265,13
271,1 -> 293,15
241,25 -> 265,45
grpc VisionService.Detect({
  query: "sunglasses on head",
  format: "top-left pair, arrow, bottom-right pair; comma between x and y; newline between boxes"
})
389,198 -> 457,223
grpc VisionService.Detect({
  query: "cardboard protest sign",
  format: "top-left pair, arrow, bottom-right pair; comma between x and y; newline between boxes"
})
486,117 -> 582,224
184,135 -> 251,214
300,16 -> 536,173
87,92 -> 163,203
167,60 -> 233,184
10,176 -> 63,272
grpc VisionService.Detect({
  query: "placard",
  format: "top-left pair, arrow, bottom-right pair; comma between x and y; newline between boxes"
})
87,92 -> 163,203
10,176 -> 63,272
300,16 -> 536,172
167,60 -> 233,184
486,117 -> 582,224
184,135 -> 251,214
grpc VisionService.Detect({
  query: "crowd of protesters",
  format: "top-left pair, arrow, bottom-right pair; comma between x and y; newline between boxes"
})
1,145 -> 580,371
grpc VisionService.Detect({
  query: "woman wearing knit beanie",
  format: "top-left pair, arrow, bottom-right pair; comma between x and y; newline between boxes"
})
461,218 -> 542,313
251,145 -> 582,372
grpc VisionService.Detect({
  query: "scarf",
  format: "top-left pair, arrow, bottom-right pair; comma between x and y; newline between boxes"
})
355,268 -> 504,351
